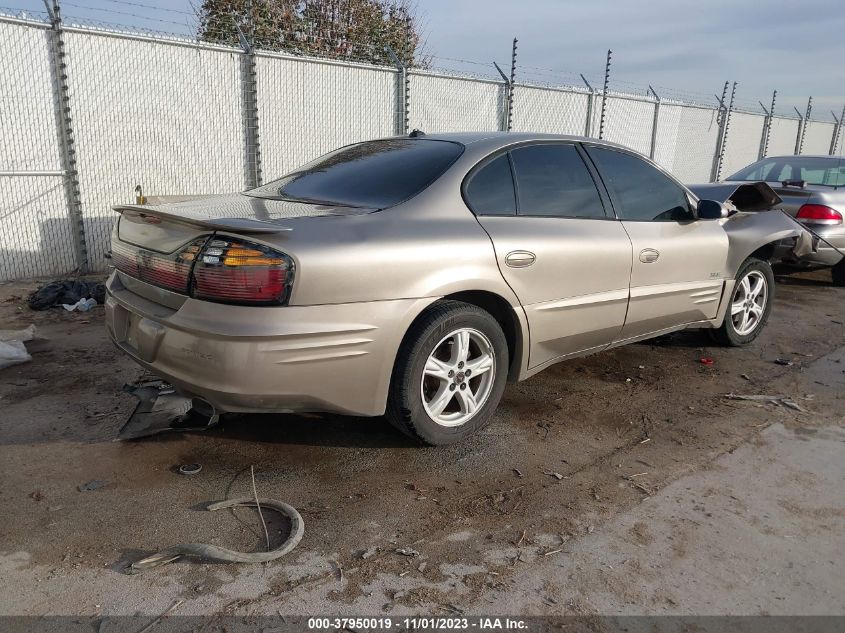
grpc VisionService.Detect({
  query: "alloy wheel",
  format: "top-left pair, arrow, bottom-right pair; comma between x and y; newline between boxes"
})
730,270 -> 768,336
420,327 -> 496,427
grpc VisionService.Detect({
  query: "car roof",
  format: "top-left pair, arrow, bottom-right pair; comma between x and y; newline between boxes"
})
408,131 -> 638,153
762,155 -> 842,161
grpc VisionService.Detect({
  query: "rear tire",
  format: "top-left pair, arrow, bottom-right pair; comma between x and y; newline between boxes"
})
386,300 -> 509,445
832,258 -> 845,287
712,258 -> 774,346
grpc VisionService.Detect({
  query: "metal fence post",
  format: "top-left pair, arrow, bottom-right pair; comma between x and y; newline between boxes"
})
648,85 -> 660,160
710,81 -> 731,182
831,105 -> 845,155
507,38 -> 517,131
493,63 -> 510,132
758,90 -> 776,160
43,0 -> 88,273
757,90 -> 778,160
797,97 -> 812,155
793,106 -> 805,155
598,49 -> 611,140
237,20 -> 262,188
385,45 -> 409,135
580,74 -> 595,137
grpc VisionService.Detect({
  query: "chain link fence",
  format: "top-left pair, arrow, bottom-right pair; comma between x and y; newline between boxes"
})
408,71 -> 505,133
2,9 -> 843,281
0,18 -> 78,280
258,53 -> 397,177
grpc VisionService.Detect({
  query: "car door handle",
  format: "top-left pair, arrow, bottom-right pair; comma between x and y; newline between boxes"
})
639,248 -> 660,263
505,250 -> 536,268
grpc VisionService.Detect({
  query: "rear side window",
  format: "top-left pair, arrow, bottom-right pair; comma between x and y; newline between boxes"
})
587,147 -> 691,221
246,139 -> 464,208
510,144 -> 606,218
464,153 -> 517,216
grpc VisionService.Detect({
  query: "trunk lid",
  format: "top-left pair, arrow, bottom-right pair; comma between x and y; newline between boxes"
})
114,192 -> 374,252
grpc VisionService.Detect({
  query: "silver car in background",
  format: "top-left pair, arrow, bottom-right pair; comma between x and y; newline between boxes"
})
723,156 -> 845,285
105,133 -> 809,445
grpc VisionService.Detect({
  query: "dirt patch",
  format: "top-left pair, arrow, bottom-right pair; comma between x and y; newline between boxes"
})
0,269 -> 844,615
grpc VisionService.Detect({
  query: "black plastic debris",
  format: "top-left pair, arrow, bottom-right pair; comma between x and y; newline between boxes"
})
28,280 -> 106,311
78,480 -> 108,492
119,380 -> 219,440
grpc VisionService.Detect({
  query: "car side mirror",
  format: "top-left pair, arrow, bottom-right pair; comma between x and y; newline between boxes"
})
696,199 -> 729,220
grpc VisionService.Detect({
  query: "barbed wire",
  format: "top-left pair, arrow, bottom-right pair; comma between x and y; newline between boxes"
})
0,2 -> 837,120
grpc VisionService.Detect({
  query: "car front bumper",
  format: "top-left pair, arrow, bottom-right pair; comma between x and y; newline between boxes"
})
104,272 -> 434,416
776,223 -> 845,267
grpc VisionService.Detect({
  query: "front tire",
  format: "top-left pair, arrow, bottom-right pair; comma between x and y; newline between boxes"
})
712,258 -> 774,346
386,300 -> 509,445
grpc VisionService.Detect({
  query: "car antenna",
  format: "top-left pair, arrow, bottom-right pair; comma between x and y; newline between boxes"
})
409,129 -> 426,138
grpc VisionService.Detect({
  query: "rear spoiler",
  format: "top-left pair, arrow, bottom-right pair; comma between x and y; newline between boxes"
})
687,181 -> 782,212
113,204 -> 292,234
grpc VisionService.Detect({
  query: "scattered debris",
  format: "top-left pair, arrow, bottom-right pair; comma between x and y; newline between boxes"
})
78,480 -> 108,492
780,399 -> 809,413
136,599 -> 183,633
741,373 -> 751,381
250,465 -> 271,552
417,562 -> 427,572
774,358 -> 794,366
699,357 -> 714,366
127,497 -> 304,573
395,547 -> 420,557
513,468 -> 523,478
359,547 -> 378,560
176,464 -> 202,476
27,280 -> 105,311
0,324 -> 36,369
723,393 -> 808,413
119,381 -> 219,440
62,297 -> 97,312
543,470 -> 564,480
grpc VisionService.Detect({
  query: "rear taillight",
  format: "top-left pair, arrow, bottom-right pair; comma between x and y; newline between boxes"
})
796,204 -> 843,224
192,238 -> 294,305
112,238 -> 206,293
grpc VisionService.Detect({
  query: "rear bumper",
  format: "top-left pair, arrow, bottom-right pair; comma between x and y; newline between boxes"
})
104,272 -> 434,416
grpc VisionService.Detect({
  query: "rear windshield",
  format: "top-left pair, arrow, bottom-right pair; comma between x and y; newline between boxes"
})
246,139 -> 464,208
728,157 -> 845,187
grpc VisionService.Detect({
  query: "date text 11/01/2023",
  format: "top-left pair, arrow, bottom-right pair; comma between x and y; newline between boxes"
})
307,617 -> 528,630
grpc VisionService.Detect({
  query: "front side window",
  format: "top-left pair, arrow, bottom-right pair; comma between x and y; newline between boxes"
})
587,147 -> 691,222
464,153 -> 517,216
509,144 -> 607,218
246,139 -> 464,208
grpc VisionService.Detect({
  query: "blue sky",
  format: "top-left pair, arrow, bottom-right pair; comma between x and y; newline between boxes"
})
7,0 -> 844,119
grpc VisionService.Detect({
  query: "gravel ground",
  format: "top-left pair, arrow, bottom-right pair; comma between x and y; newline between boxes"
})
0,269 -> 843,617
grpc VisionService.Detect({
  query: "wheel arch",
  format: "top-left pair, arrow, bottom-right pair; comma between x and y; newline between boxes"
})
722,211 -> 808,278
441,290 -> 526,382
390,290 -> 528,390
